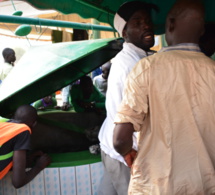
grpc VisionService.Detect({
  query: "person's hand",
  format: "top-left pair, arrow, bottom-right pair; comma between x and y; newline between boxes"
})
77,100 -> 87,108
35,153 -> 51,170
38,106 -> 45,111
78,101 -> 91,109
123,149 -> 137,168
84,102 -> 96,110
61,102 -> 70,111
26,150 -> 44,167
83,102 -> 92,108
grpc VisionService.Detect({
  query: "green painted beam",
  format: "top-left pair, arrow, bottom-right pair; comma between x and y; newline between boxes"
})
75,0 -> 115,17
0,15 -> 116,32
21,0 -> 215,35
0,38 -> 123,116
48,151 -> 101,167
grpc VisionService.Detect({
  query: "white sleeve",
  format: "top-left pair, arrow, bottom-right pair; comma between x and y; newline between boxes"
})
61,85 -> 70,103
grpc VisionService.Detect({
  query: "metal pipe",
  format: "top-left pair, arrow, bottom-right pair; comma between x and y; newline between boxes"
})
92,19 -> 100,39
0,15 -> 116,32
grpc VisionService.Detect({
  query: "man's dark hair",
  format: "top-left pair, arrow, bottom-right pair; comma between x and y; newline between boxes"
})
2,48 -> 14,59
80,75 -> 92,86
14,105 -> 37,127
167,0 -> 204,20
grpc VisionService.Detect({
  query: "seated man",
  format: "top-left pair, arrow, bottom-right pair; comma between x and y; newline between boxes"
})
61,80 -> 80,111
71,75 -> 106,113
0,105 -> 51,188
33,94 -> 60,111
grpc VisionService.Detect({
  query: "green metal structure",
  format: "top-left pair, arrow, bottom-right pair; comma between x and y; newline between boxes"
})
21,0 -> 215,35
0,15 -> 115,32
0,0 -> 215,115
0,0 -> 213,183
0,38 -> 123,116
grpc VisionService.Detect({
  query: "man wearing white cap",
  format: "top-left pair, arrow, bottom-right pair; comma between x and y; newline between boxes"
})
98,1 -> 158,194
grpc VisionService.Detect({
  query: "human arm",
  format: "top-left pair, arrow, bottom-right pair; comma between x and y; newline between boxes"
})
26,150 -> 45,167
33,100 -> 43,110
70,85 -> 85,112
93,76 -> 97,86
61,85 -> 71,111
12,150 -> 51,188
52,97 -> 61,109
104,57 -> 130,121
113,60 -> 150,166
11,131 -> 51,188
113,123 -> 134,156
51,97 -> 57,107
93,86 -> 106,109
113,123 -> 136,167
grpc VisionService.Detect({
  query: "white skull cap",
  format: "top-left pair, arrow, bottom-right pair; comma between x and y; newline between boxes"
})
113,1 -> 156,37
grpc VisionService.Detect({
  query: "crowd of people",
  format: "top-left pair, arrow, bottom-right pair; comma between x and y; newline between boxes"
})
30,61 -> 110,112
1,0 -> 215,194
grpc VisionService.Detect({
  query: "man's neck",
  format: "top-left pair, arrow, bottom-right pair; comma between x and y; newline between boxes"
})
171,40 -> 199,46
